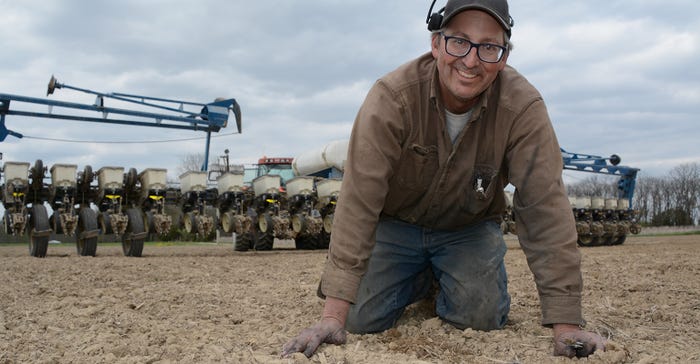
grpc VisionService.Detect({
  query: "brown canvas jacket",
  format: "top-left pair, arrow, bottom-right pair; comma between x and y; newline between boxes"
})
320,52 -> 584,326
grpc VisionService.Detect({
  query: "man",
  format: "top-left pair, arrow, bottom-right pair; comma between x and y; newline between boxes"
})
282,0 -> 606,358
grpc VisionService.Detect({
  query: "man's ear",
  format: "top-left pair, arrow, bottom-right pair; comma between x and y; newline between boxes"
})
431,34 -> 441,59
497,50 -> 509,70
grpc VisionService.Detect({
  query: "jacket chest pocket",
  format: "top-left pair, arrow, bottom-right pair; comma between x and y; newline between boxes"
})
395,143 -> 439,191
461,164 -> 498,214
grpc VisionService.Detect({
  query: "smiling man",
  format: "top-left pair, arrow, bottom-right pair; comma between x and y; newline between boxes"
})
282,0 -> 606,359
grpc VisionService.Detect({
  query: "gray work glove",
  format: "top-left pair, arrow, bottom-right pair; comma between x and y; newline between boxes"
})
281,317 -> 347,358
553,324 -> 606,358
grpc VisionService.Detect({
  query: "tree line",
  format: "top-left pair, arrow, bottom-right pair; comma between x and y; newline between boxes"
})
566,162 -> 700,226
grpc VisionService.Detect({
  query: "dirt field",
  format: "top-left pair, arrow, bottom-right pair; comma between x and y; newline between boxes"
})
0,233 -> 698,363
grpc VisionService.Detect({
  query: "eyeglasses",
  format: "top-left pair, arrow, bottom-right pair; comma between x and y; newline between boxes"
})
440,33 -> 507,63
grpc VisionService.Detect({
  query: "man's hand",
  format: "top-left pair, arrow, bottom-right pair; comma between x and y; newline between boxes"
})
281,317 -> 347,358
282,296 -> 350,358
553,323 -> 606,358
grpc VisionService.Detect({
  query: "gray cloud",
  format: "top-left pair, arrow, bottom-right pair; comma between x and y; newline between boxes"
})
0,0 -> 697,182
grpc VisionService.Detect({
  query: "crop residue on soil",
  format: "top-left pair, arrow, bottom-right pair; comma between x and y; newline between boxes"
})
0,235 -> 698,363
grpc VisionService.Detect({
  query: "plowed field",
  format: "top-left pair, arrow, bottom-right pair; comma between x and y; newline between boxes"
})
1,234 -> 698,363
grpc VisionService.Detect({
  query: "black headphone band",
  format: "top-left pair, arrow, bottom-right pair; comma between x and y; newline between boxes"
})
426,0 -> 445,31
426,0 -> 513,38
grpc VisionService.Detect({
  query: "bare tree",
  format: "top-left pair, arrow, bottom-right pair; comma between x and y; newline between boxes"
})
176,153 -> 205,176
633,176 -> 652,223
669,162 -> 700,225
566,175 -> 618,198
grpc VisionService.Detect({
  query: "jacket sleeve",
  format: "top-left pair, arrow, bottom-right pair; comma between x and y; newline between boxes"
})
506,98 -> 585,327
318,80 -> 406,303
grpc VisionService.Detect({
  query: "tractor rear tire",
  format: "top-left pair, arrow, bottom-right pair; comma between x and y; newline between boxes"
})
76,208 -> 98,256
29,204 -> 50,258
122,208 -> 145,257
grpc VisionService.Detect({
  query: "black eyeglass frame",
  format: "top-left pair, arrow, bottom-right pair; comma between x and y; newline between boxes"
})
440,32 -> 507,63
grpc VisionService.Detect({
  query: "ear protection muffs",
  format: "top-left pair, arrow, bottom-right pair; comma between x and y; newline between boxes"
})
426,0 -> 445,31
426,1 -> 515,37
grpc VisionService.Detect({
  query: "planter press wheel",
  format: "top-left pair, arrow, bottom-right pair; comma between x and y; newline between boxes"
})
81,165 -> 94,185
76,208 -> 98,256
98,212 -> 112,234
183,212 -> 197,234
30,159 -> 44,191
319,229 -> 331,249
122,208 -> 145,257
143,211 -> 155,241
221,211 -> 234,234
254,231 -> 274,251
28,204 -> 50,258
611,235 -> 626,245
50,211 -> 64,234
124,168 -> 138,192
294,234 -> 322,250
577,234 -> 598,247
3,212 -> 11,235
254,213 -> 274,251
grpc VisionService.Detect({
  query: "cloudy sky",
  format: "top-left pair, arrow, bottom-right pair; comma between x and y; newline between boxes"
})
1,0 -> 698,185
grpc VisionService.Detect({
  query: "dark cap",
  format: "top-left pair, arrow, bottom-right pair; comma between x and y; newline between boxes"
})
441,0 -> 514,38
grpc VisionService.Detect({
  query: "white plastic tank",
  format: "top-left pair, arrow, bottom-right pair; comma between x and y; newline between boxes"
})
50,164 -> 77,188
617,199 -> 630,210
591,197 -> 604,209
138,168 -> 167,200
97,166 -> 124,191
604,198 -> 618,210
179,171 -> 207,193
3,161 -> 30,199
217,172 -> 245,193
317,178 -> 342,199
568,196 -> 577,208
97,166 -> 124,200
253,174 -> 281,196
3,161 -> 30,185
286,176 -> 315,196
576,196 -> 592,209
292,139 -> 348,176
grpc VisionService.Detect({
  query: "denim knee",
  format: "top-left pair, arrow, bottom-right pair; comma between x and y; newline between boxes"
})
429,222 -> 511,331
435,260 -> 510,331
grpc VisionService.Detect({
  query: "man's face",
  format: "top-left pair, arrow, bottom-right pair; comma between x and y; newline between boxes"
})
431,10 -> 509,113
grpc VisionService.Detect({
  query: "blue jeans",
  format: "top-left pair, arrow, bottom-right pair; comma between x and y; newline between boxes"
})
345,218 -> 510,334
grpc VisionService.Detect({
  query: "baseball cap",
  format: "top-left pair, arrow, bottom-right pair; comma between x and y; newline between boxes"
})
441,0 -> 514,38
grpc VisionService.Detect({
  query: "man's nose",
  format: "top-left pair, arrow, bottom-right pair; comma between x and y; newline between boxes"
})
462,47 -> 481,68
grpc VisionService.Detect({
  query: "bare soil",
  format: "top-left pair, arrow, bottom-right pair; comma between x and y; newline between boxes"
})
0,234 -> 698,363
